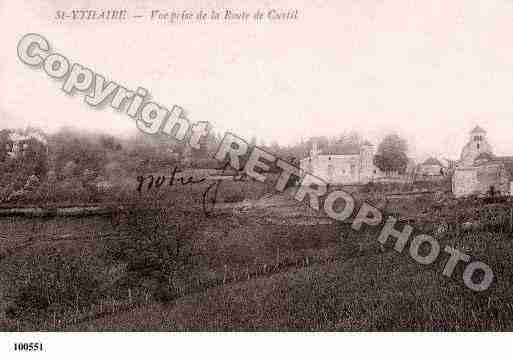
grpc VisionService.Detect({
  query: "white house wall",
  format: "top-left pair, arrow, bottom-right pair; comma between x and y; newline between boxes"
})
300,154 -> 378,184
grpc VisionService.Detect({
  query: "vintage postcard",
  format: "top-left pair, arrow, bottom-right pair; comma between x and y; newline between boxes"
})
0,0 -> 512,356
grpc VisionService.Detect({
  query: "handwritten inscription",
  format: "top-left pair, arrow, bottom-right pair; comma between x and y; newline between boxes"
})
136,167 -> 206,193
135,164 -> 247,217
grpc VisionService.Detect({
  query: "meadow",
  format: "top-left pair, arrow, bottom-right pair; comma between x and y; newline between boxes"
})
1,175 -> 512,331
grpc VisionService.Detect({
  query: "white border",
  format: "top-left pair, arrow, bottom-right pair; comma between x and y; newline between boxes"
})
1,333 -> 511,359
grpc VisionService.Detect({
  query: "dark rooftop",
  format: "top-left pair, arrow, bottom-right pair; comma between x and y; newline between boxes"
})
422,157 -> 443,166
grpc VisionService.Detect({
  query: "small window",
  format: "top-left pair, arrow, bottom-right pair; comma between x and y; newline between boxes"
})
477,143 -> 480,150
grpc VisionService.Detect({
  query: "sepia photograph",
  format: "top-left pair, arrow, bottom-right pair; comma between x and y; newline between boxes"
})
1,0 -> 513,357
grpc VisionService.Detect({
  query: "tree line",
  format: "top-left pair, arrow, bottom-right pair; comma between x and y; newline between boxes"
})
0,125 -> 410,203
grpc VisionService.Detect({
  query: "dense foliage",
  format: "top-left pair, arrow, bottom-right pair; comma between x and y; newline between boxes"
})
373,134 -> 409,175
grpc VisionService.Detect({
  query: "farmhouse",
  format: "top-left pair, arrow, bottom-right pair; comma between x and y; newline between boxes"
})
452,126 -> 513,197
299,141 -> 381,184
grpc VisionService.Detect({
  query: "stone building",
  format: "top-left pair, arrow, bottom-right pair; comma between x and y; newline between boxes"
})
452,161 -> 509,198
299,141 -> 381,184
452,126 -> 513,197
459,125 -> 493,166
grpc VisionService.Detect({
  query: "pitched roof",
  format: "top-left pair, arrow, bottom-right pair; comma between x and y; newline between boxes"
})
422,157 -> 442,166
323,149 -> 360,155
321,141 -> 373,156
470,125 -> 486,134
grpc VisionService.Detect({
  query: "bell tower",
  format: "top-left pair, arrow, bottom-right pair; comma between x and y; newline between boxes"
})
470,126 -> 486,150
460,126 -> 493,166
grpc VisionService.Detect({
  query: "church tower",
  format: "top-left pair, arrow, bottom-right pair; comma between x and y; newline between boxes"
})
460,126 -> 493,166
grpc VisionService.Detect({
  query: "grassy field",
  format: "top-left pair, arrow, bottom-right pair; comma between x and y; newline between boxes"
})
69,226 -> 513,331
0,178 -> 512,331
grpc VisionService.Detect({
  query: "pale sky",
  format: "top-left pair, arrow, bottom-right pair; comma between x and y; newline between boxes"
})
2,0 -> 513,161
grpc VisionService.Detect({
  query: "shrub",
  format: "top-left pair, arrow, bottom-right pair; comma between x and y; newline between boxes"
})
99,205 -> 196,303
2,252 -> 104,321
